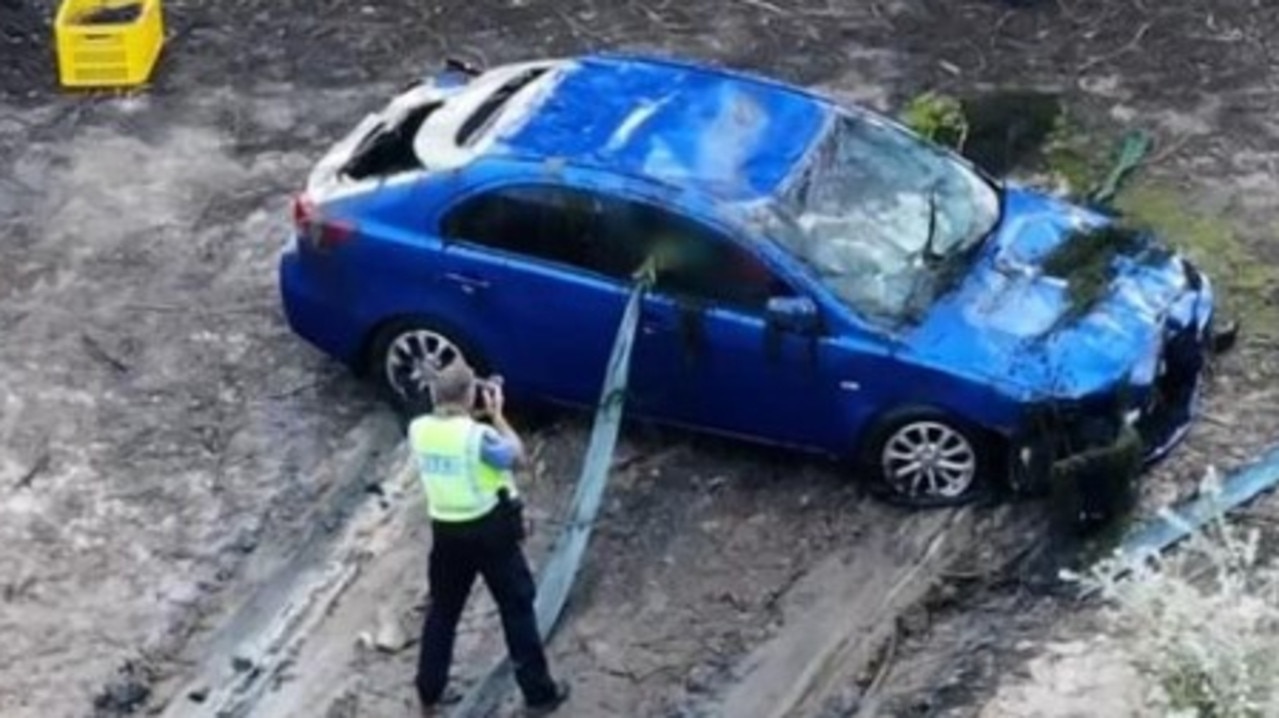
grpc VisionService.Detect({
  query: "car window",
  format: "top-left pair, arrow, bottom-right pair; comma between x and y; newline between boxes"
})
601,202 -> 796,313
441,186 -> 795,311
439,185 -> 640,279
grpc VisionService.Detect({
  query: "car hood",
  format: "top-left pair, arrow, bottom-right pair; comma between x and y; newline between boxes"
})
901,187 -> 1211,399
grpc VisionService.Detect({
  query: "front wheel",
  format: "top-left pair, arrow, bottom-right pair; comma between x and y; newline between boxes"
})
862,409 -> 995,508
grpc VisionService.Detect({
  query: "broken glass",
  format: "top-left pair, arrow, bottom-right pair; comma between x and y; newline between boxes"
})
772,112 -> 1001,321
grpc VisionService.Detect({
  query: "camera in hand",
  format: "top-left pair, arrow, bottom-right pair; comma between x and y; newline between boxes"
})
471,375 -> 504,415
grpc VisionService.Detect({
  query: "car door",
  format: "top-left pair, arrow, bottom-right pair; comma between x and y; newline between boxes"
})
433,182 -> 634,407
608,200 -> 854,451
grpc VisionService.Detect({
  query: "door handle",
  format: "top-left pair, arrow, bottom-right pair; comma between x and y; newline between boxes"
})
443,272 -> 491,294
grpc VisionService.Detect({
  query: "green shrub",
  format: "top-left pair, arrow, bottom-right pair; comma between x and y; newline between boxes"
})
900,91 -> 968,150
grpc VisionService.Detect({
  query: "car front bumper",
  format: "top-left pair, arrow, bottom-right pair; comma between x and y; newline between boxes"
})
1010,259 -> 1216,500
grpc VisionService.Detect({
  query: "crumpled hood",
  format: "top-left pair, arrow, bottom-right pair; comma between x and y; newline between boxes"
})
903,187 -> 1211,399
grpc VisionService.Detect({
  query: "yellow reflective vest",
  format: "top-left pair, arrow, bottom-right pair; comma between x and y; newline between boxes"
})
408,414 -> 518,522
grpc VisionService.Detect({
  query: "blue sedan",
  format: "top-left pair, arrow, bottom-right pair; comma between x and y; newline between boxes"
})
278,52 -> 1217,507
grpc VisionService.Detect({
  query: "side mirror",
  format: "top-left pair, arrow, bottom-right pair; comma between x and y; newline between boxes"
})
765,296 -> 821,334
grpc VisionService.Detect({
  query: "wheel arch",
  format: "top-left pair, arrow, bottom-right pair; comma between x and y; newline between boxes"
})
856,402 -> 1014,490
358,312 -> 493,379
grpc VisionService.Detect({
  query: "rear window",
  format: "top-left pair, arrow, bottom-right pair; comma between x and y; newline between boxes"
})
342,101 -> 441,179
454,68 -> 549,147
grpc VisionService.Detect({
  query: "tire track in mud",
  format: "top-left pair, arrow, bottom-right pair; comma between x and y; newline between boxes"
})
156,412 -> 401,718
0,88 -> 393,717
710,509 -> 975,718
181,419 -> 1032,718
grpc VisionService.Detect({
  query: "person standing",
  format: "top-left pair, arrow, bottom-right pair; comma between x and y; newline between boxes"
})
408,361 -> 569,716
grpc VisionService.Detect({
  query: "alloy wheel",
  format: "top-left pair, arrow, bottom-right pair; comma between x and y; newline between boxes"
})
384,329 -> 465,400
881,420 -> 978,499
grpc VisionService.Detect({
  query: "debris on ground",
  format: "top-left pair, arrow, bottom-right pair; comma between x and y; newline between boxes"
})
92,661 -> 154,716
373,606 -> 412,654
0,0 -> 48,98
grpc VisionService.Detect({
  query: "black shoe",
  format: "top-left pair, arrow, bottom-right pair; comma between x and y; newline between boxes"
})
525,681 -> 570,715
420,687 -> 462,716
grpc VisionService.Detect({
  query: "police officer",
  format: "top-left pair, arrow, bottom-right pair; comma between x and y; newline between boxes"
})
409,361 -> 569,715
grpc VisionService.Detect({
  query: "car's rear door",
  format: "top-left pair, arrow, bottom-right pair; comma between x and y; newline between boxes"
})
431,182 -> 638,407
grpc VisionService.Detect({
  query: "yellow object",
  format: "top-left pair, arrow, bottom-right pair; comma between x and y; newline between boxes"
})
55,0 -> 165,88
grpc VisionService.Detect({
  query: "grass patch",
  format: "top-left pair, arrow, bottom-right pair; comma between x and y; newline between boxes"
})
1114,184 -> 1279,336
1041,110 -> 1110,197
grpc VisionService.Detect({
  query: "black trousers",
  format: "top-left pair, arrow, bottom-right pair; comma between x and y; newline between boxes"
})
416,508 -> 558,706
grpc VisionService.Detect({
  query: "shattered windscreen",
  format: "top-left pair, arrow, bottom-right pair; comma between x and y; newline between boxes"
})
770,111 -> 1002,321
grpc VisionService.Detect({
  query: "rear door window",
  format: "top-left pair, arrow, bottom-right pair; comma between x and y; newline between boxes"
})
439,185 -> 641,279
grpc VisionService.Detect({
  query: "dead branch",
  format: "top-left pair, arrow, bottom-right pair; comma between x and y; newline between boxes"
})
850,621 -> 903,718
81,333 -> 130,374
761,565 -> 806,613
1200,412 -> 1233,428
265,380 -> 326,400
626,0 -> 666,26
737,0 -> 785,16
1145,132 -> 1197,166
990,9 -> 1017,46
15,451 -> 50,490
1078,21 -> 1153,72
866,621 -> 900,695
553,8 -> 607,43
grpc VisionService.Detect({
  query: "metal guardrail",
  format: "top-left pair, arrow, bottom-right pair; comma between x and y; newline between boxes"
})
1113,445 -> 1279,566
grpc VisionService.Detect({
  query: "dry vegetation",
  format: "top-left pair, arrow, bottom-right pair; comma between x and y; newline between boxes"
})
1068,468 -> 1279,717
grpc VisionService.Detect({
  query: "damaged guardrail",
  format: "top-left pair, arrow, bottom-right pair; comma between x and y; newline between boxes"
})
450,264 -> 653,717
1079,442 -> 1279,596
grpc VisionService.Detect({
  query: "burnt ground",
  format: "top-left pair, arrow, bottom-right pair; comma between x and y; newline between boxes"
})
2,0 -> 1279,717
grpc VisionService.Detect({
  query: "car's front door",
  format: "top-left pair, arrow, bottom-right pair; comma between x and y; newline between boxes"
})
603,200 -> 853,451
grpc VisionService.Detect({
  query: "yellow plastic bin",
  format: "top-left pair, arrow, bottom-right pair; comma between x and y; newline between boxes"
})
55,0 -> 165,88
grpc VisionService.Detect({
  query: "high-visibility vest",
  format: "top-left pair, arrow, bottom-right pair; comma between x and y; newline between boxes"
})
408,414 -> 518,523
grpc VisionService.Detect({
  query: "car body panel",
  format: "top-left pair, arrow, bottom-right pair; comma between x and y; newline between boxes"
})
496,56 -> 830,202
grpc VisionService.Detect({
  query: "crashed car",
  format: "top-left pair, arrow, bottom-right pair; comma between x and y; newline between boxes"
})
278,52 -> 1220,507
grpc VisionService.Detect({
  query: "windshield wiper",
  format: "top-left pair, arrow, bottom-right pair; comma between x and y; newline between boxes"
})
919,185 -> 944,267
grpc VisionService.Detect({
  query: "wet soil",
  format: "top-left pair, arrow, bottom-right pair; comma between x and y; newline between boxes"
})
2,0 -> 1279,717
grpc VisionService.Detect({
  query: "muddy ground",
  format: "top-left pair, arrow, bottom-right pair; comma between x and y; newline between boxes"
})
2,0 -> 1278,717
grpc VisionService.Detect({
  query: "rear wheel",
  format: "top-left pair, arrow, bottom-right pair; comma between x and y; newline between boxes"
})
862,409 -> 995,507
367,319 -> 486,416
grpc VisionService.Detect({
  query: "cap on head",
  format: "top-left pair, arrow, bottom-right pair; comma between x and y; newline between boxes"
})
431,360 -> 476,408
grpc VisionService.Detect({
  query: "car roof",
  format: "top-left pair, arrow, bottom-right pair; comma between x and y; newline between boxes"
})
432,54 -> 835,203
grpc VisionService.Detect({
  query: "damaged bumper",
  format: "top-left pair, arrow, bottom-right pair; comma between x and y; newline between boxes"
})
1009,258 -> 1217,497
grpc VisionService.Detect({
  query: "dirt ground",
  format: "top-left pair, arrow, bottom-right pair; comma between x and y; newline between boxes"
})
2,0 -> 1279,717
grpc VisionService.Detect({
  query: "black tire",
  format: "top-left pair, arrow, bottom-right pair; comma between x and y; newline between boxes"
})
365,317 -> 489,420
860,407 -> 997,508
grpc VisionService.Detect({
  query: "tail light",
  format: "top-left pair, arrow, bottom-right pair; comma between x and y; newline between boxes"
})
292,194 -> 354,251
